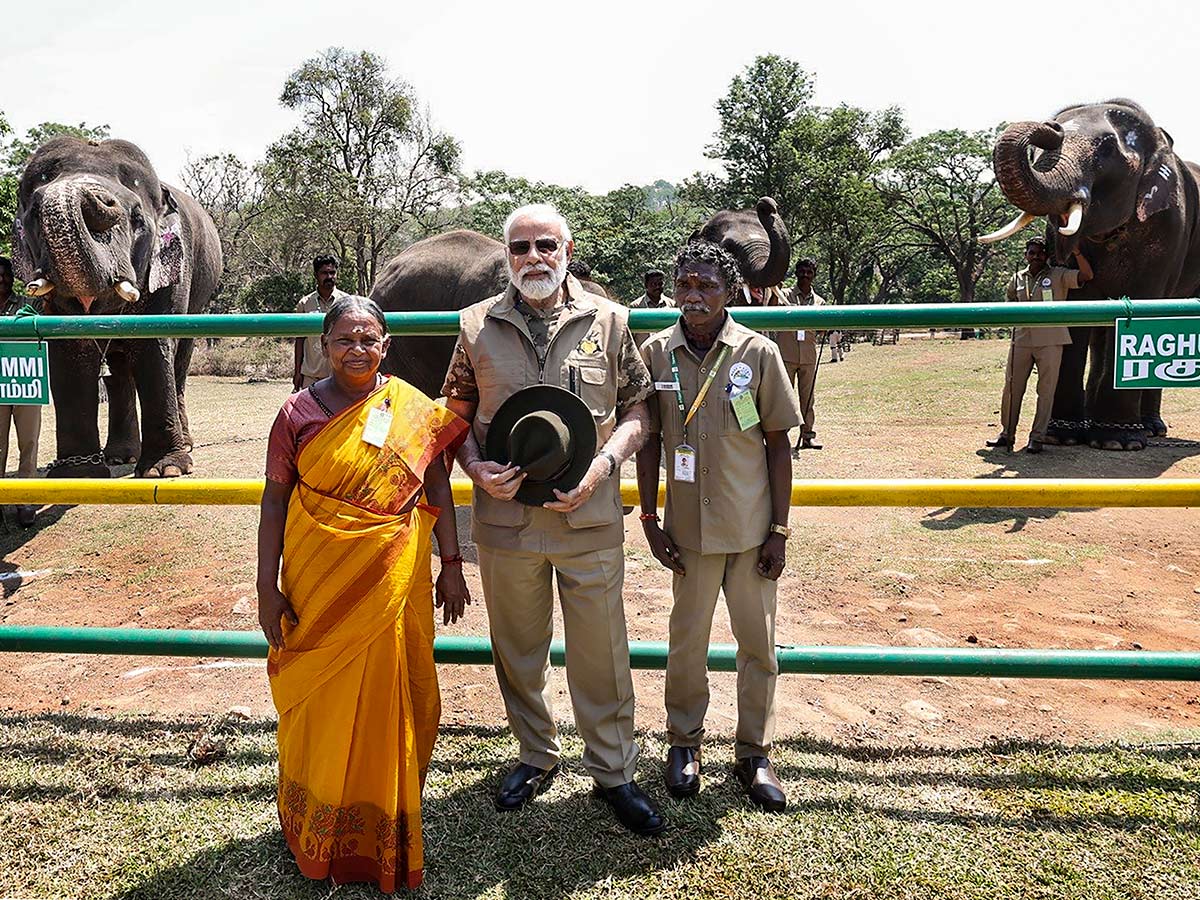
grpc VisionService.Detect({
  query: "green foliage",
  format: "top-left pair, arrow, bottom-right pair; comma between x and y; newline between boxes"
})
236,272 -> 310,314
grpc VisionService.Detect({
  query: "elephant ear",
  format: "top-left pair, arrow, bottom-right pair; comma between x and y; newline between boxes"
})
1136,134 -> 1181,222
10,217 -> 36,283
148,187 -> 184,293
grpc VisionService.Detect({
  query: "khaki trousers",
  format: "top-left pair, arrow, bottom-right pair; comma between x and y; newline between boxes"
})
1000,343 -> 1063,442
477,543 -> 638,787
0,405 -> 41,478
786,361 -> 817,438
666,545 -> 778,759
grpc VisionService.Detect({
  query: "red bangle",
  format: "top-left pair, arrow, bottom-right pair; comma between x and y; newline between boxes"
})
441,554 -> 464,565
639,513 -> 660,522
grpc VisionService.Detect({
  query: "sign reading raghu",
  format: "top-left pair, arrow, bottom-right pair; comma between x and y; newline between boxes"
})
1114,316 -> 1200,389
0,342 -> 50,405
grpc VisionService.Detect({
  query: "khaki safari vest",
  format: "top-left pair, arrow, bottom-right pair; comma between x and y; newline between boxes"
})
458,276 -> 627,532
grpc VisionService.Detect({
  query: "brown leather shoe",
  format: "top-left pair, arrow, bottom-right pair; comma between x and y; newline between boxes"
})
664,746 -> 701,798
733,756 -> 787,813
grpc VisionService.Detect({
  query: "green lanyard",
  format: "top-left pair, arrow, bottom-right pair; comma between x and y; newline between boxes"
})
669,344 -> 730,431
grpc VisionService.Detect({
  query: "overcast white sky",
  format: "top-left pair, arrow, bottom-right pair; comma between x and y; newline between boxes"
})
5,0 -> 1197,193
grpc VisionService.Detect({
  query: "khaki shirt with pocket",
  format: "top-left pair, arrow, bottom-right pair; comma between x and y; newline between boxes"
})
641,314 -> 800,555
774,287 -> 825,365
296,287 -> 349,379
443,275 -> 652,552
1005,266 -> 1078,347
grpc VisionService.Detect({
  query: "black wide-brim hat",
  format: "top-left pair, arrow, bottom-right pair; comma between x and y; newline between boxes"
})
485,385 -> 597,506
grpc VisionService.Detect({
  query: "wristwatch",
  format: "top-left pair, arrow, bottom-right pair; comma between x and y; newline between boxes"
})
599,450 -> 618,478
769,523 -> 791,539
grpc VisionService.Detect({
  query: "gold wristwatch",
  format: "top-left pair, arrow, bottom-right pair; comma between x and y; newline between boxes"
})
769,523 -> 791,539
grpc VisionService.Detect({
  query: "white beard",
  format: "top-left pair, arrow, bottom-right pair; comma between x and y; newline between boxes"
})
508,254 -> 568,301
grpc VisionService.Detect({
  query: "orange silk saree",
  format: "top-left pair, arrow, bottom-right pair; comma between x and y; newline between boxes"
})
267,376 -> 466,892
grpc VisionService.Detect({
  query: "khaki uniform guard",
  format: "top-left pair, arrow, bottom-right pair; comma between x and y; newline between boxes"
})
295,287 -> 348,387
1000,266 -> 1078,443
774,286 -> 824,441
443,274 -> 652,787
641,315 -> 800,759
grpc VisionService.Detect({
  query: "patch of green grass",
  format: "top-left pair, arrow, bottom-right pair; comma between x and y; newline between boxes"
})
2,714 -> 1198,900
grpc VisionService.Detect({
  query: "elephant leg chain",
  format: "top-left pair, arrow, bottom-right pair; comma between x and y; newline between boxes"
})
47,452 -> 108,471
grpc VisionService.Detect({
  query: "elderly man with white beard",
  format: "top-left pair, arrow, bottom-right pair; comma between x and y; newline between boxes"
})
442,204 -> 664,835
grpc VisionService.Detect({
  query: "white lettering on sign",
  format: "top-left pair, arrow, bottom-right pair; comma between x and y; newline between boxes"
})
1154,359 -> 1200,383
1123,359 -> 1151,380
1123,332 -> 1200,357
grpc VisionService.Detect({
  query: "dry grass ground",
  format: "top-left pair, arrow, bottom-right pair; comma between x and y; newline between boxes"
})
1,334 -> 1199,897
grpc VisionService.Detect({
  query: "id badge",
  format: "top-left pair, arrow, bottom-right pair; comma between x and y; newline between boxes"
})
730,388 -> 761,431
673,444 -> 696,483
797,330 -> 806,341
362,405 -> 393,447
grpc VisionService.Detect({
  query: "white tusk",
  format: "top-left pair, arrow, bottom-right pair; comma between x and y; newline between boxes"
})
25,277 -> 54,296
1058,202 -> 1084,237
114,280 -> 141,303
978,211 -> 1037,244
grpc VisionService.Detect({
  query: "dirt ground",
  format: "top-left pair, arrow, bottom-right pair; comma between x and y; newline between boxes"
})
1,336 -> 1198,748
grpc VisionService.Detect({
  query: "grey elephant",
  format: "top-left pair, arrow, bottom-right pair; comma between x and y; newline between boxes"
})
370,198 -> 791,398
12,137 -> 222,477
983,99 -> 1200,450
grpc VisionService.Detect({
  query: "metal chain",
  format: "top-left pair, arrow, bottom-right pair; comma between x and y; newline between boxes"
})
46,453 -> 107,470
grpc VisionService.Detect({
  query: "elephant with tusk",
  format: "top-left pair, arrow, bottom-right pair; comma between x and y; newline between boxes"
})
11,136 -> 222,477
984,99 -> 1200,450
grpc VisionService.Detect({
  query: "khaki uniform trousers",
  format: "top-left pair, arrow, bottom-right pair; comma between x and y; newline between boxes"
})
0,405 -> 41,478
666,545 -> 778,759
1000,343 -> 1063,442
786,361 -> 817,438
477,543 -> 639,788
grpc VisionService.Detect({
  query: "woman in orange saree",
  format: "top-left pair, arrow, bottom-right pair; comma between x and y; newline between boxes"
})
257,296 -> 468,893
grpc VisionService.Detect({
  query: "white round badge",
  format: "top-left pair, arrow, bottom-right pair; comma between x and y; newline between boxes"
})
729,362 -> 753,388
1042,278 -> 1052,287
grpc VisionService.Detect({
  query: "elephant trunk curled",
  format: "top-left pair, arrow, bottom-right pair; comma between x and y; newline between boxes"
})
993,120 -> 1083,215
38,176 -> 128,304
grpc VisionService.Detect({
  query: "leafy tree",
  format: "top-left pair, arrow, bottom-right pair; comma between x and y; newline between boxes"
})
878,128 -> 1019,303
265,48 -> 461,293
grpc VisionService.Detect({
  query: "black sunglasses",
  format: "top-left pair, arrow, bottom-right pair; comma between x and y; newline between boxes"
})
508,238 -> 561,256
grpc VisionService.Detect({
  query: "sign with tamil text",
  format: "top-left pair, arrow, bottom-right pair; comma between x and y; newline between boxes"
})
0,342 -> 50,405
1114,317 -> 1200,389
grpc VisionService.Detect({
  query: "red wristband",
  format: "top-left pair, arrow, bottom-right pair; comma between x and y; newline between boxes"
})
639,513 -> 660,522
440,554 -> 464,565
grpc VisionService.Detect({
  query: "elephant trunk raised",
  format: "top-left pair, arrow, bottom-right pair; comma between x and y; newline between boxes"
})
992,121 -> 1083,213
693,197 -> 792,289
37,175 -> 138,311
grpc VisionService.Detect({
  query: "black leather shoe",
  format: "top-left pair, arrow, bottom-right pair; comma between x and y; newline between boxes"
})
664,746 -> 701,798
1025,440 -> 1044,454
733,757 -> 787,813
16,505 -> 36,528
985,433 -> 1013,449
593,780 -> 666,835
495,762 -> 559,811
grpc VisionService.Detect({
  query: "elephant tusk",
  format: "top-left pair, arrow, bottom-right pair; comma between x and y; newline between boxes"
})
1058,202 -> 1084,236
114,280 -> 141,303
25,278 -> 54,297
978,211 -> 1037,244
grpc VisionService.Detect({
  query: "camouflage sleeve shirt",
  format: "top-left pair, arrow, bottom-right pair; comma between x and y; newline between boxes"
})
441,338 -> 478,403
614,322 -> 653,415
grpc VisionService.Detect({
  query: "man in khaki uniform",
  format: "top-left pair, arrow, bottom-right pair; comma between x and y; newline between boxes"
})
629,269 -> 671,347
987,238 -> 1093,453
776,258 -> 825,452
442,203 -> 664,835
636,240 -> 800,813
0,257 -> 41,527
292,255 -> 348,391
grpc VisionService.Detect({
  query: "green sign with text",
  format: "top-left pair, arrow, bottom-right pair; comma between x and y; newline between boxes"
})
1114,316 -> 1200,389
0,342 -> 50,405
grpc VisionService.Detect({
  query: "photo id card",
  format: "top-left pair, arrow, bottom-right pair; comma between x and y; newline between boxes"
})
362,405 -> 394,447
730,388 -> 761,431
673,444 -> 697,483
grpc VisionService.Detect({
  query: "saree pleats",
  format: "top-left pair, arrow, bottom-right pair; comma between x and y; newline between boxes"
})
267,377 -> 466,892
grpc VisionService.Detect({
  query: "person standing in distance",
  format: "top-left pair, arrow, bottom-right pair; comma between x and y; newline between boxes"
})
293,255 -> 349,392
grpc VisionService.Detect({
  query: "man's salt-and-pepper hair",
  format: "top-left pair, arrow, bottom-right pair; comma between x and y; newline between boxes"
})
502,203 -> 573,244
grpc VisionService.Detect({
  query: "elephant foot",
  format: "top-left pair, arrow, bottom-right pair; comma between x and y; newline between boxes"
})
104,443 -> 141,465
137,450 -> 194,479
47,455 -> 111,479
1089,428 -> 1147,451
1046,420 -> 1086,447
1142,416 -> 1168,438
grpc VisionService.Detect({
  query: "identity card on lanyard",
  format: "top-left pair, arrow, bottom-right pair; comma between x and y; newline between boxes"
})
362,398 -> 393,447
668,345 -> 729,483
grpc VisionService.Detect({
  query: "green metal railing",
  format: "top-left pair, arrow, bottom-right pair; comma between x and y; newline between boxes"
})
0,298 -> 1197,339
1,626 -> 1196,680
